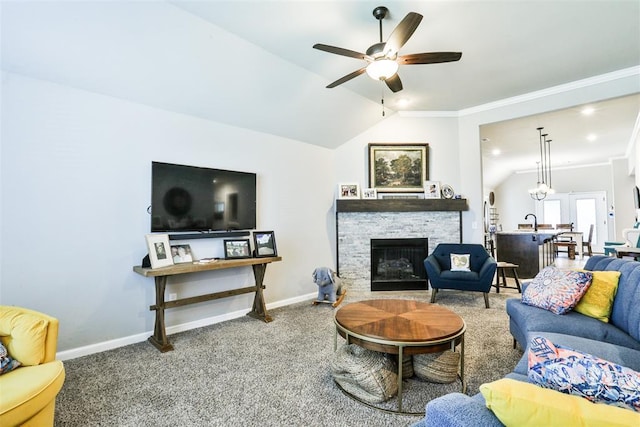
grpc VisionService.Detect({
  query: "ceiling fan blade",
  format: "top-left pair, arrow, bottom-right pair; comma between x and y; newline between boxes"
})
326,67 -> 367,88
385,73 -> 403,93
384,12 -> 423,55
398,52 -> 462,65
313,44 -> 371,61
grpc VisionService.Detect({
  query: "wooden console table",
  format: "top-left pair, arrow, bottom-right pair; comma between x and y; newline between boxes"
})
133,256 -> 282,352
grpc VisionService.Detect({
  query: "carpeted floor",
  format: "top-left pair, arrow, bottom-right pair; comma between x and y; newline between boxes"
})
54,288 -> 523,426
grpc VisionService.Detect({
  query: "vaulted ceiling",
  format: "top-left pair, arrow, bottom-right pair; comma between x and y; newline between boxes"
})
2,0 -> 639,171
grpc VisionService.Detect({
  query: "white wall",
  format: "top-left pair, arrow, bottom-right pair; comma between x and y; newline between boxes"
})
1,72 -> 335,352
335,114 -> 461,190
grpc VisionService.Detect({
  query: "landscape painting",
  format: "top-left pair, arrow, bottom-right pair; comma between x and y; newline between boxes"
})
368,143 -> 429,192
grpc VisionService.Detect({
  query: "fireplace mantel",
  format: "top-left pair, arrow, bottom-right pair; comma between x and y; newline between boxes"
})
336,199 -> 468,213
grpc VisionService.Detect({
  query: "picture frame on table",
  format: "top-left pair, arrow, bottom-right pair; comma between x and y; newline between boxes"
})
368,143 -> 429,193
170,244 -> 194,264
424,181 -> 441,199
362,188 -> 378,199
145,234 -> 174,268
338,183 -> 360,199
253,231 -> 278,258
223,239 -> 252,259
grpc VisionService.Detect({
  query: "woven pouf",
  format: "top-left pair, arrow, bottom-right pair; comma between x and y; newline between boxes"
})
402,354 -> 414,379
331,344 -> 398,403
413,350 -> 460,384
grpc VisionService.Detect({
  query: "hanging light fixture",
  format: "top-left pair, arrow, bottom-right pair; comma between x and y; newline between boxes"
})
528,127 -> 555,200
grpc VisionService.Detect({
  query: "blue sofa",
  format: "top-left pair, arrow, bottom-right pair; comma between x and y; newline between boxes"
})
415,255 -> 640,426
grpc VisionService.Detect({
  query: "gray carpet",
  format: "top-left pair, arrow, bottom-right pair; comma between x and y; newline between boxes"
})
54,289 -> 523,426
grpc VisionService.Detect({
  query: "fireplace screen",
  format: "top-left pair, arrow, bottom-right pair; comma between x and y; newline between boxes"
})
370,238 -> 428,291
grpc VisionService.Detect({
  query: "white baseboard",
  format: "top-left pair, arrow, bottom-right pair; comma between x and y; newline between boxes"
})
57,292 -> 317,361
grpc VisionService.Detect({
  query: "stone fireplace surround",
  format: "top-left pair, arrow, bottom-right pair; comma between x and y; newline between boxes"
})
336,199 -> 467,293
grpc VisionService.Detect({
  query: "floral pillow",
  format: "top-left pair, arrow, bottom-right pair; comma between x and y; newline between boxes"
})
522,266 -> 592,314
528,336 -> 640,412
0,341 -> 21,375
450,254 -> 471,271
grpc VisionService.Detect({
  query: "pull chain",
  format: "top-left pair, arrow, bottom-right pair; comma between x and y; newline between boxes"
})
381,86 -> 385,117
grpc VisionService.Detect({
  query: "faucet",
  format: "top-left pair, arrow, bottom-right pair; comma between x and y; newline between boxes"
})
525,213 -> 538,231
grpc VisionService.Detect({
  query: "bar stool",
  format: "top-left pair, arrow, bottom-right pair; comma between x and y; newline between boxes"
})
494,262 -> 522,293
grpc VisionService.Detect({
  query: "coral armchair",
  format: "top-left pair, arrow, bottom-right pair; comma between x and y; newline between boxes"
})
424,243 -> 497,308
0,306 -> 65,426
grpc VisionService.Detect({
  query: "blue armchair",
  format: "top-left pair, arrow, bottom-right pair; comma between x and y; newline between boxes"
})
424,243 -> 497,308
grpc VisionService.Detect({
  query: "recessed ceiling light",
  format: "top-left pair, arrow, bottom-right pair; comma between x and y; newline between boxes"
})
587,133 -> 597,142
492,148 -> 501,156
396,98 -> 410,107
581,106 -> 595,116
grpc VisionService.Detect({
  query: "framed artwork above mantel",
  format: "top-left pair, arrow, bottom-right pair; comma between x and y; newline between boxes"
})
368,143 -> 429,193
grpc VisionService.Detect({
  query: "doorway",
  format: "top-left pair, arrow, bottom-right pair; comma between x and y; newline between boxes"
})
536,191 -> 607,253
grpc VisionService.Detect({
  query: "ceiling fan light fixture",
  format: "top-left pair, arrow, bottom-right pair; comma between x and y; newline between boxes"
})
366,59 -> 399,80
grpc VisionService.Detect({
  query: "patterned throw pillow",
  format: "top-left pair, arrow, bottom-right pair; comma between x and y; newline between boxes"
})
0,341 -> 21,375
450,254 -> 470,271
573,270 -> 621,322
522,266 -> 592,314
528,336 -> 640,412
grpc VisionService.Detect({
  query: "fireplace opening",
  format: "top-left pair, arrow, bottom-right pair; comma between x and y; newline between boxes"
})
370,238 -> 429,291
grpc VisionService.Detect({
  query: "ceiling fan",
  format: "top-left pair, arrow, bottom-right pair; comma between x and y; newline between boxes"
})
313,6 -> 462,93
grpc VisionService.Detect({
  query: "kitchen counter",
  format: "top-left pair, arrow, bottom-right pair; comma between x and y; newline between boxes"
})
495,231 -> 557,278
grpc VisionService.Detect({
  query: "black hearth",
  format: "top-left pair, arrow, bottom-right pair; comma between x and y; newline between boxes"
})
370,238 -> 429,291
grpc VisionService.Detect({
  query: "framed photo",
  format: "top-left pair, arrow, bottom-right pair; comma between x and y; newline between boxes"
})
368,143 -> 429,193
223,239 -> 252,259
253,231 -> 278,257
170,244 -> 194,264
362,188 -> 377,199
338,183 -> 360,199
424,181 -> 441,199
145,234 -> 174,269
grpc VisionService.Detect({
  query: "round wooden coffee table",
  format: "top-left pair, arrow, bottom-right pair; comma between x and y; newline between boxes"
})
334,299 -> 466,414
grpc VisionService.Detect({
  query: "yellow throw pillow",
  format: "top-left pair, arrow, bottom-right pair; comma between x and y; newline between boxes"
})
480,378 -> 640,427
574,270 -> 620,322
0,308 -> 48,366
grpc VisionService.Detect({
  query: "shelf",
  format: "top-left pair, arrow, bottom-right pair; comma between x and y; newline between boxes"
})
336,198 -> 468,213
133,256 -> 282,277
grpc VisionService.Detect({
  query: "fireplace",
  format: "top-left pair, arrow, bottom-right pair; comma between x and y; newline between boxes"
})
370,238 -> 429,291
336,199 -> 466,293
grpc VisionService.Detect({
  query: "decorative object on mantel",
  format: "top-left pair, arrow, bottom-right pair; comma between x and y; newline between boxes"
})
424,181 -> 441,199
362,188 -> 377,199
441,184 -> 455,199
380,193 -> 423,199
528,127 -> 555,201
338,183 -> 360,199
368,143 -> 429,193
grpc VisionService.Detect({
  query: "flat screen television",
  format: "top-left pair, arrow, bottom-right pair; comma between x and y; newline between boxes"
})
151,161 -> 257,233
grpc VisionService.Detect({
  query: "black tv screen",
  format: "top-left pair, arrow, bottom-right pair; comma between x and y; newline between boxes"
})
151,162 -> 256,233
